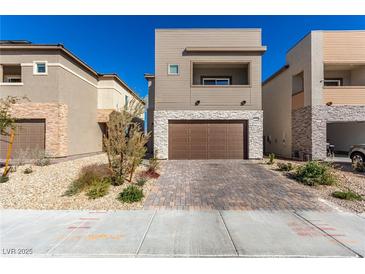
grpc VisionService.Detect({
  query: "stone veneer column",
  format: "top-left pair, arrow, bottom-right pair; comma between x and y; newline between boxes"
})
292,106 -> 312,160
10,103 -> 68,157
153,110 -> 263,159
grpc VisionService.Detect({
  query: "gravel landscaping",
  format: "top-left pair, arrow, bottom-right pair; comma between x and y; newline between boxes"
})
0,153 -> 157,210
263,158 -> 365,213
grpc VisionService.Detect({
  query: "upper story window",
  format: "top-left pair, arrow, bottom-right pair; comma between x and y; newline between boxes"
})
202,77 -> 231,86
2,64 -> 22,83
168,64 -> 179,75
292,71 -> 304,94
33,61 -> 48,75
125,95 -> 129,107
323,78 -> 343,87
192,62 -> 249,86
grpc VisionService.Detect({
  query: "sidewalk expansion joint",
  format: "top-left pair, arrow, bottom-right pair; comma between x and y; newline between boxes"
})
218,210 -> 239,257
293,211 -> 362,258
135,210 -> 157,256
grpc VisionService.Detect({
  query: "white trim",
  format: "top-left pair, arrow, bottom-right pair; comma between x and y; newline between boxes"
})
0,82 -> 24,86
21,62 -> 98,88
202,77 -> 231,86
33,61 -> 48,75
167,64 -> 179,75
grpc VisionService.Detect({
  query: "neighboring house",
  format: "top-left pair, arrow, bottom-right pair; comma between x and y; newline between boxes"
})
263,31 -> 365,160
145,29 -> 266,159
0,40 -> 144,159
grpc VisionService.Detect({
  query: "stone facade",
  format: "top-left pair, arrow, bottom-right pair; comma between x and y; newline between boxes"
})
154,110 -> 263,159
292,106 -> 312,160
292,105 -> 365,160
10,103 -> 68,157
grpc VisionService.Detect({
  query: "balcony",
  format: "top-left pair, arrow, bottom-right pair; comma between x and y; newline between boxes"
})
323,63 -> 365,105
323,86 -> 365,105
190,62 -> 252,107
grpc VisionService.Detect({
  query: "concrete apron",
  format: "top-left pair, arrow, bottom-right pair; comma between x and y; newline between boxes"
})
0,209 -> 364,258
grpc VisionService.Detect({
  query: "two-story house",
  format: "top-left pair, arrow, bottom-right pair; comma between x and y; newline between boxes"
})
146,29 -> 266,159
0,40 -> 144,159
263,31 -> 365,160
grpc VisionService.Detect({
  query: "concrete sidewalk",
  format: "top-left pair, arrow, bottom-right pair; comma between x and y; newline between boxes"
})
1,209 -> 364,258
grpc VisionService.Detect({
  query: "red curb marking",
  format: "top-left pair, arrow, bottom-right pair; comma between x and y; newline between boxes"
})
68,226 -> 91,229
80,218 -> 100,220
319,227 -> 336,231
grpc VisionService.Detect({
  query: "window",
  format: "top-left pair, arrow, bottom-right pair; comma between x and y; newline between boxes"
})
2,64 -> 22,83
168,64 -> 179,75
292,72 -> 304,94
125,95 -> 129,107
202,77 -> 231,86
33,61 -> 48,75
324,78 -> 343,87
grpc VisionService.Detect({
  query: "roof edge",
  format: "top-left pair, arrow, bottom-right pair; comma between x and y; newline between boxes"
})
263,64 -> 289,86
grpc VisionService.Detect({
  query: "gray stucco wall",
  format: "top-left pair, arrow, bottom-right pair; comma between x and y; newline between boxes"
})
154,110 -> 263,159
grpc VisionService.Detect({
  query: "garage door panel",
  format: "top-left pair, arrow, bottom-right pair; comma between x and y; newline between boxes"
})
168,120 -> 247,160
0,119 -> 45,159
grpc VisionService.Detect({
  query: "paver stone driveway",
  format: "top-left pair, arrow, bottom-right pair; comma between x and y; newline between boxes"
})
144,160 -> 330,211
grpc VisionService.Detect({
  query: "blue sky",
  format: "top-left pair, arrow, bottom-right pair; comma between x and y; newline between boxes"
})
1,16 -> 364,98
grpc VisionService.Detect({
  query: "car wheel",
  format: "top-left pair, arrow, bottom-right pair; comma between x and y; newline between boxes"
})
351,152 -> 365,165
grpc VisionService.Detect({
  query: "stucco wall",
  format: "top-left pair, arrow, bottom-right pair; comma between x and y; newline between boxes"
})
154,110 -> 263,159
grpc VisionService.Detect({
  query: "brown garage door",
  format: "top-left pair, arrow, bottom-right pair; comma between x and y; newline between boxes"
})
168,120 -> 247,159
0,119 -> 45,159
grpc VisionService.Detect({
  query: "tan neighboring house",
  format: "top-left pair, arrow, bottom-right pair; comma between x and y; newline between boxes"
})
0,40 -> 144,159
145,29 -> 266,159
263,31 -> 365,160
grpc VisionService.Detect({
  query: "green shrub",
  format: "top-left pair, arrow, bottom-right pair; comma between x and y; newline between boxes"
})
267,153 -> 275,165
63,164 -> 112,196
23,167 -> 33,174
117,185 -> 144,203
135,175 -> 148,187
332,190 -> 363,201
86,178 -> 110,199
277,162 -> 293,172
34,157 -> 51,166
294,161 -> 337,186
0,175 -> 9,183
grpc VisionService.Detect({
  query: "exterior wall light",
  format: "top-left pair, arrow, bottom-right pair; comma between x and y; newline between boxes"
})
326,101 -> 333,106
240,100 -> 247,106
195,100 -> 200,106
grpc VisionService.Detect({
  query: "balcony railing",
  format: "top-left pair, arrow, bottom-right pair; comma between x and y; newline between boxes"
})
323,86 -> 365,105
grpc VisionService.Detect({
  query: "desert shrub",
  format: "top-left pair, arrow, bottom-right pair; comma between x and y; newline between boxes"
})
63,164 -> 112,196
86,178 -> 111,199
145,150 -> 160,178
352,162 -> 365,173
294,161 -> 337,186
267,153 -> 275,165
332,190 -> 363,201
277,162 -> 294,172
23,167 -> 33,174
0,175 -> 9,183
34,150 -> 51,166
117,185 -> 144,203
135,174 -> 148,187
103,100 -> 150,184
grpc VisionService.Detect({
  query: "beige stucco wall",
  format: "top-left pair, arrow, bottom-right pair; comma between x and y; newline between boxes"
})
262,69 -> 292,158
155,29 -> 264,111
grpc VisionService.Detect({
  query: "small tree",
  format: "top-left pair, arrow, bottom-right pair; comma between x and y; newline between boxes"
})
103,100 -> 150,185
0,96 -> 19,135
